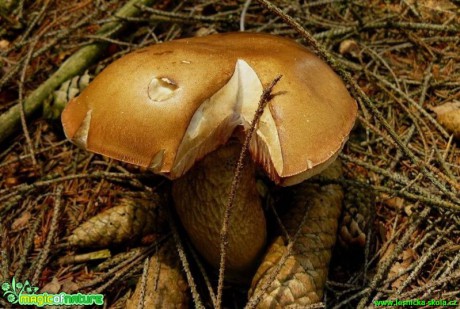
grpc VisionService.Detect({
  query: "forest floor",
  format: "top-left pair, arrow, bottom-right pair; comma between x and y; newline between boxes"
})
1,0 -> 459,308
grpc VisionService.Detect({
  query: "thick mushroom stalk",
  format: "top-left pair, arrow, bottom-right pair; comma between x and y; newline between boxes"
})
172,142 -> 267,279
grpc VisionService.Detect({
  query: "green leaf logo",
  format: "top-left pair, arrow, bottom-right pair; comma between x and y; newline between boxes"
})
1,277 -> 39,304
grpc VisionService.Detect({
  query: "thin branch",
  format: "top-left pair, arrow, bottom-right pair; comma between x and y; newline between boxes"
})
240,0 -> 252,31
32,185 -> 64,285
18,38 -> 39,167
166,206 -> 204,309
216,75 -> 282,309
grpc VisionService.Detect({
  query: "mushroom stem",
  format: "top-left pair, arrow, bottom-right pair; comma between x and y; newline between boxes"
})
172,142 -> 267,281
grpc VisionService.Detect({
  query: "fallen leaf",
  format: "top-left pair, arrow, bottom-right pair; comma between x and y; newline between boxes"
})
389,247 -> 416,289
61,278 -> 79,293
0,39 -> 10,50
407,0 -> 457,22
40,277 -> 61,294
12,211 -> 32,230
339,39 -> 360,58
431,101 -> 460,139
381,193 -> 405,210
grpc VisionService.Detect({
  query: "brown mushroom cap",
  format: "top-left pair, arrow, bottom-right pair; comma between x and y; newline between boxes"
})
62,32 -> 357,185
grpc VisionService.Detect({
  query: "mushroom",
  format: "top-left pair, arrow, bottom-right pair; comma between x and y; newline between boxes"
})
61,32 -> 357,281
